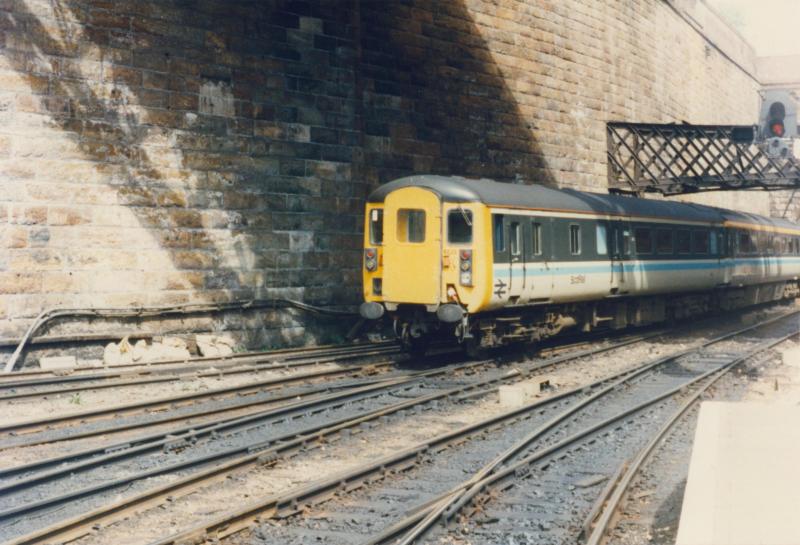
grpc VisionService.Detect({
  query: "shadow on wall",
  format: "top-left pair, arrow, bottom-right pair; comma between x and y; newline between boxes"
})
357,0 -> 556,188
0,0 -> 556,345
0,1 -> 361,346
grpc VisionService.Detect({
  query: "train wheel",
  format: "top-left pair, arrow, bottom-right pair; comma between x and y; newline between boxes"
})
463,336 -> 489,360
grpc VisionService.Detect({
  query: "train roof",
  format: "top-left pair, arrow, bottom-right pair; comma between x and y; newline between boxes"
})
368,175 -> 800,232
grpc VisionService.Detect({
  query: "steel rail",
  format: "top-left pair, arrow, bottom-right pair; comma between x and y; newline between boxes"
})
0,373 -> 419,465
0,340 -> 396,384
0,345 -> 401,401
0,359 -> 400,435
2,360 -> 519,545
3,334 -> 649,456
0,373 -> 406,451
3,331 -> 664,545
1,330 -> 657,447
581,329 -> 799,545
140,368 -> 656,545
0,377 -> 415,494
0,343 -> 399,392
0,345 -> 618,523
369,318 -> 799,545
0,357 -> 497,486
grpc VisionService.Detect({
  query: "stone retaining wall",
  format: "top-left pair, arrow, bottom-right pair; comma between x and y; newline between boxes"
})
0,0 -> 766,347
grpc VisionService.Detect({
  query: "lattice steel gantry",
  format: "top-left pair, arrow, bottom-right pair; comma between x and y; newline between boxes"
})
607,122 -> 800,196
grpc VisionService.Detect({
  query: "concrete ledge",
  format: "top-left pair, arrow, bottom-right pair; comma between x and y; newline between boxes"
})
676,401 -> 800,545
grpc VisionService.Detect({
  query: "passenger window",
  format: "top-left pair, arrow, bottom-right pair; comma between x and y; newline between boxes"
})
397,209 -> 425,243
656,229 -> 673,254
510,222 -> 521,256
738,231 -> 753,254
676,230 -> 691,254
634,228 -> 652,254
369,209 -> 383,245
569,224 -> 581,255
448,209 -> 473,244
692,230 -> 709,254
596,224 -> 607,255
709,231 -> 718,255
622,229 -> 631,256
493,215 -> 505,252
532,223 -> 542,256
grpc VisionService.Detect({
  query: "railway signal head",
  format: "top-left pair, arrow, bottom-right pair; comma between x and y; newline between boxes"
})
758,90 -> 797,159
768,102 -> 786,137
759,89 -> 797,140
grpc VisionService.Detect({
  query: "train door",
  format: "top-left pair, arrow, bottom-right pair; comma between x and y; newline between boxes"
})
524,217 -> 553,301
506,216 -> 526,303
715,228 -> 730,285
491,214 -> 514,305
609,220 -> 631,293
721,228 -> 734,284
382,187 -> 442,304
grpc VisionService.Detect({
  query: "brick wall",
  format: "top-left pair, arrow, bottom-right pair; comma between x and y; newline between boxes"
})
0,0 -> 765,348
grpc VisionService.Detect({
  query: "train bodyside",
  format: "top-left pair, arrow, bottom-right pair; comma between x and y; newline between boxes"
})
360,175 -> 800,351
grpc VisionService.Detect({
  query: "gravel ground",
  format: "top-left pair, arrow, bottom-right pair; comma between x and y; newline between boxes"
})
239,357 -> 716,545
59,331 -> 698,545
228,306 -> 796,545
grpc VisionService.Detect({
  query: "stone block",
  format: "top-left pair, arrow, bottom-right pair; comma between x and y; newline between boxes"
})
498,382 -> 538,409
39,355 -> 77,370
196,334 -> 236,357
780,346 -> 800,368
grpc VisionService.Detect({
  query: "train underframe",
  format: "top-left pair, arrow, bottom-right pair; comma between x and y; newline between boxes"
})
392,280 -> 800,356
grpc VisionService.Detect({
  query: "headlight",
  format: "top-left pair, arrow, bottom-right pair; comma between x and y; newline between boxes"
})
459,248 -> 472,285
364,248 -> 378,271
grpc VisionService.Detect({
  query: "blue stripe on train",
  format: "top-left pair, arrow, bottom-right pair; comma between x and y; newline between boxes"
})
493,257 -> 800,277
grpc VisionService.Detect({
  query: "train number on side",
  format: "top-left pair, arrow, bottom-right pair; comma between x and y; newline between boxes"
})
570,274 -> 586,285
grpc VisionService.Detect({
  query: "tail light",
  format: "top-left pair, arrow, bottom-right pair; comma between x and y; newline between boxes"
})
459,249 -> 472,286
364,248 -> 377,272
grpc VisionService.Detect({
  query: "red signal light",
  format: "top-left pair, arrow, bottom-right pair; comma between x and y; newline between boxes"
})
771,121 -> 785,137
460,249 -> 472,260
366,249 -> 375,259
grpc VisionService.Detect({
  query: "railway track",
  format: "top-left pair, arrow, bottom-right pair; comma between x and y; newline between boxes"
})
0,341 -> 398,385
362,313 -> 799,545
121,310 -> 796,545
0,329 -> 657,446
0,343 -> 402,400
0,329 -> 661,545
0,356 -> 406,439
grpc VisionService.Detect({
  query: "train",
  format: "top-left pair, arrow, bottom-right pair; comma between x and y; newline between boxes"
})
359,175 -> 800,355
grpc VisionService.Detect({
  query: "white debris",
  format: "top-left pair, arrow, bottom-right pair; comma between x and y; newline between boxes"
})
103,336 -> 134,366
196,334 -> 236,358
132,339 -> 149,362
103,336 -> 190,365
